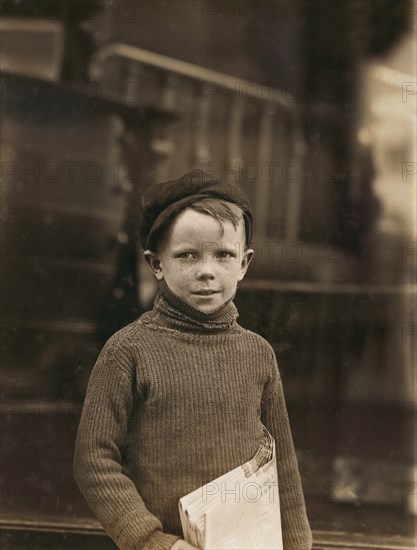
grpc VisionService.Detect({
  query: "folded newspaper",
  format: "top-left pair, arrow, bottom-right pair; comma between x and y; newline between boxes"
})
178,427 -> 283,550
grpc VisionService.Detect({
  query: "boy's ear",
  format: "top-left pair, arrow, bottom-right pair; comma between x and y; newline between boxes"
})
143,250 -> 164,281
238,248 -> 254,281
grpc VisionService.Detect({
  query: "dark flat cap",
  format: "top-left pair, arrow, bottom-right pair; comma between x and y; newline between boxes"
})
139,169 -> 253,250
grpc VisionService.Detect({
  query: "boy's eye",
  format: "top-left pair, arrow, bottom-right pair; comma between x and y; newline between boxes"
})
177,252 -> 196,259
217,251 -> 235,261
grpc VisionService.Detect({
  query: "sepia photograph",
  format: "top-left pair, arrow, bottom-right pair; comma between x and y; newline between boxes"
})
0,1 -> 416,549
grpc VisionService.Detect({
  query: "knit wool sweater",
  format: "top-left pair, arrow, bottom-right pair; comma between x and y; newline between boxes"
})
74,281 -> 312,550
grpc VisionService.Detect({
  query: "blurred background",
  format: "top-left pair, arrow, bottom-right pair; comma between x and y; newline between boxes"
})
0,1 -> 416,548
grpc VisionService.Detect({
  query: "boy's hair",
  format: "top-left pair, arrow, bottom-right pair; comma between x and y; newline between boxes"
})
189,198 -> 244,233
154,198 -> 246,252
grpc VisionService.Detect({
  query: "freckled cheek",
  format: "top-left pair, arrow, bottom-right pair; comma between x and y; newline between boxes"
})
221,262 -> 240,275
174,265 -> 195,280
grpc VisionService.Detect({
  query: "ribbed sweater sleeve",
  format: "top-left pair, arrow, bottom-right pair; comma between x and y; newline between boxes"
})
261,346 -> 313,550
73,334 -> 180,550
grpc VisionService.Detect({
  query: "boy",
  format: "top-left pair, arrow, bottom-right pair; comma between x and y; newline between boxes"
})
74,169 -> 312,550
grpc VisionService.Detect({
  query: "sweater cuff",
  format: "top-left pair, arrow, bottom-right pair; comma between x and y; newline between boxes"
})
284,529 -> 313,550
116,521 -> 180,550
144,531 -> 181,550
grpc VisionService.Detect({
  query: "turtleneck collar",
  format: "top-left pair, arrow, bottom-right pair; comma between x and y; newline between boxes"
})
149,279 -> 239,334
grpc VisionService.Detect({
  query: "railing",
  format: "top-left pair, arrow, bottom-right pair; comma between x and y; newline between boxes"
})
89,43 -> 306,244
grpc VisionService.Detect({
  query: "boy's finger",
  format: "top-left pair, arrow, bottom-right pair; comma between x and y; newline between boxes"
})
171,539 -> 198,550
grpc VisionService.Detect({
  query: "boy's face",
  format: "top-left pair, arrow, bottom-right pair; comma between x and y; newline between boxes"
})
145,208 -> 254,313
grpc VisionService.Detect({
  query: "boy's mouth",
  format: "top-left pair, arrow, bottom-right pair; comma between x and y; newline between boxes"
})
193,290 -> 219,296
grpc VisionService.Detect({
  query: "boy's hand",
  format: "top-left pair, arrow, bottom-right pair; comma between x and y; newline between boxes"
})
171,539 -> 198,549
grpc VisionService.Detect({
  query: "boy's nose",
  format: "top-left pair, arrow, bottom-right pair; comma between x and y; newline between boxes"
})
196,260 -> 216,280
